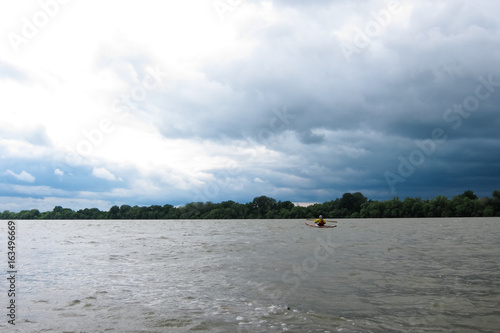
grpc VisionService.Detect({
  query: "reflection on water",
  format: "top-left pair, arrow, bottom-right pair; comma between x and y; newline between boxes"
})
1,218 -> 499,332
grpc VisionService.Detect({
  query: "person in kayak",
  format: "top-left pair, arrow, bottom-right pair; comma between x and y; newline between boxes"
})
314,215 -> 326,226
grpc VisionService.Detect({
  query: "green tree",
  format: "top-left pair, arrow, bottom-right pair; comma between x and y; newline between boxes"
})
76,208 -> 104,219
492,190 -> 500,216
450,194 -> 478,217
483,205 -> 495,217
360,201 -> 383,218
252,196 -> 277,218
277,200 -> 294,211
427,196 -> 450,217
17,209 -> 41,219
42,206 -> 68,219
178,202 -> 205,219
338,192 -> 367,217
384,197 -> 403,218
60,208 -> 76,219
0,211 -> 15,219
306,203 -> 324,218
109,205 -> 120,219
119,205 -> 132,218
162,204 -> 177,219
290,205 -> 307,218
402,197 -> 424,217
459,190 -> 478,200
127,206 -> 144,219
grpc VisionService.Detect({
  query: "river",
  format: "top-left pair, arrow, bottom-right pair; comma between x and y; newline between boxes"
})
1,218 -> 499,332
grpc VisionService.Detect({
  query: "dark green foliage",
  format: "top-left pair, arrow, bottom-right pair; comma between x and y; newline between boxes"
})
1,190 -> 499,220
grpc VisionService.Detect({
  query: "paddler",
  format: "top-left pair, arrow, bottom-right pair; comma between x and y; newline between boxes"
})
314,215 -> 326,226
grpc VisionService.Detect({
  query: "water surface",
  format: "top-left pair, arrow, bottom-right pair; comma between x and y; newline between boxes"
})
1,218 -> 499,332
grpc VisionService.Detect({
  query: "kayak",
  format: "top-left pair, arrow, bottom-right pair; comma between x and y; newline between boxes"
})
305,221 -> 337,228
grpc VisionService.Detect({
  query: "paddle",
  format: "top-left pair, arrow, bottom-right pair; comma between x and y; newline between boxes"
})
306,218 -> 337,223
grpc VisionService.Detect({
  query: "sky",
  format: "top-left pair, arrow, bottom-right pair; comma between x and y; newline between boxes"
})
1,0 -> 499,212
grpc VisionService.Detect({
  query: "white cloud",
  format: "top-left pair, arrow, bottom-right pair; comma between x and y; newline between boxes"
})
4,169 -> 35,183
0,0 -> 499,211
293,202 -> 318,207
4,184 -> 67,197
91,167 -> 118,181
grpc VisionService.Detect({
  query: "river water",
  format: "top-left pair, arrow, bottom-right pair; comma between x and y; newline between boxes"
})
1,218 -> 499,332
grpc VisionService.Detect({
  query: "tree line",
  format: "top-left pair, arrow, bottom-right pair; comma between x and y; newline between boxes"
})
1,190 -> 499,220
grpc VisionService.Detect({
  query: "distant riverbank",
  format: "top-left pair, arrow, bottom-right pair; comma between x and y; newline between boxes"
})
2,190 -> 499,220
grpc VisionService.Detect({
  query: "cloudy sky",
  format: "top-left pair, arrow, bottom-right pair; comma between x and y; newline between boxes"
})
1,0 -> 499,212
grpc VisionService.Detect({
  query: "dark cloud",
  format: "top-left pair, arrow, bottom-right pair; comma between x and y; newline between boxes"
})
298,129 -> 325,144
94,0 -> 500,204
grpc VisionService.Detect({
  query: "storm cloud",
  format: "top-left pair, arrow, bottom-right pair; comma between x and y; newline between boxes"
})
1,0 -> 499,211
